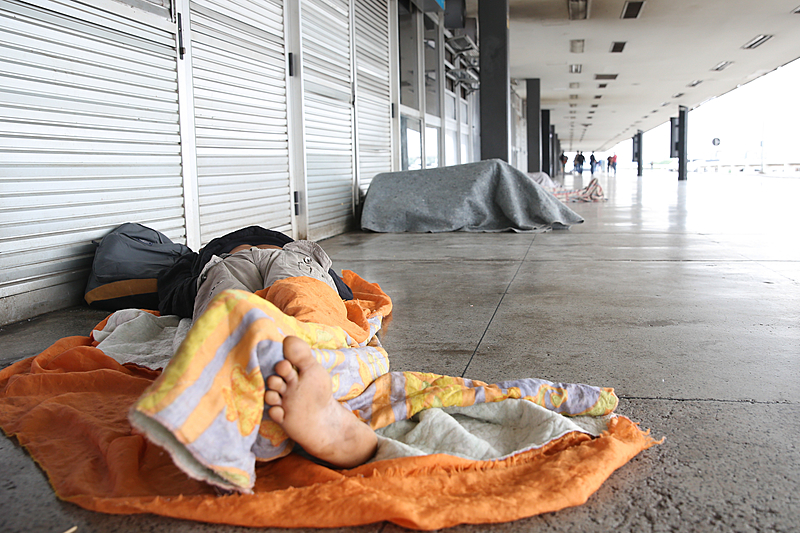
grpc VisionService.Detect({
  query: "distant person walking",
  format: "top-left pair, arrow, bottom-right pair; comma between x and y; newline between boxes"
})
574,152 -> 585,173
559,152 -> 568,175
590,153 -> 597,175
609,154 -> 617,175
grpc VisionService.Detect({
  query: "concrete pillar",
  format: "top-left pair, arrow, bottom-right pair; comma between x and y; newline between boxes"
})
678,105 -> 688,181
479,0 -> 510,162
549,124 -> 556,177
553,133 -> 561,176
541,109 -> 551,177
633,129 -> 643,177
526,79 -> 541,172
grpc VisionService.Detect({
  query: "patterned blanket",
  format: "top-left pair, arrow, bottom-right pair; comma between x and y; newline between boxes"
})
0,270 -> 658,529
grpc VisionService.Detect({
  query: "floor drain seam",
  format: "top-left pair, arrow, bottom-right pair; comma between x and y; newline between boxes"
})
620,396 -> 793,405
461,237 -> 538,378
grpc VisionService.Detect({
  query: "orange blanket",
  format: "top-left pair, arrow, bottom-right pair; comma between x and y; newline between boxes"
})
0,271 -> 658,529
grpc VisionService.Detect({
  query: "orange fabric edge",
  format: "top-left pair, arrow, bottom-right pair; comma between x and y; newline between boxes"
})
85,279 -> 158,304
60,416 -> 657,530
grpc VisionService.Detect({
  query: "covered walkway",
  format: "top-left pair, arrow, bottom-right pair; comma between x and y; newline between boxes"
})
1,169 -> 798,531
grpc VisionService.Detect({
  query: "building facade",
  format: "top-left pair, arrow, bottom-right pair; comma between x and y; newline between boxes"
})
0,0 -> 495,324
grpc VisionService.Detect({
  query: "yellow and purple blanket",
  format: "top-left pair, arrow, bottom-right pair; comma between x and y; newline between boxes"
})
0,270 -> 657,530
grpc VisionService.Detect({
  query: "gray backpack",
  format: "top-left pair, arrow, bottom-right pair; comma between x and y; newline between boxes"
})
84,223 -> 191,311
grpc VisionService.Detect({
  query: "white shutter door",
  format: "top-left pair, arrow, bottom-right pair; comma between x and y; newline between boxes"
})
354,0 -> 391,195
0,0 -> 183,324
301,0 -> 355,240
189,0 -> 293,245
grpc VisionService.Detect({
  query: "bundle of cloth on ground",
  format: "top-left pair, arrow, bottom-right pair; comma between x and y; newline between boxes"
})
360,159 -> 585,233
0,270 -> 658,530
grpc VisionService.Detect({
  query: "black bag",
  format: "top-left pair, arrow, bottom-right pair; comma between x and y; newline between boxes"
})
84,223 -> 191,311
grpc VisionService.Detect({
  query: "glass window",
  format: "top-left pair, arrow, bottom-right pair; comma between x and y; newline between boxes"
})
423,15 -> 440,117
398,3 -> 419,110
461,133 -> 470,164
445,128 -> 458,166
445,92 -> 456,120
425,125 -> 440,168
401,115 -> 422,170
460,100 -> 468,124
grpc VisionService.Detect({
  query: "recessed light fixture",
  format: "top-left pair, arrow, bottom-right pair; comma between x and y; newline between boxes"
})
569,82 -> 580,88
687,80 -> 703,87
569,103 -> 577,107
672,92 -> 684,98
598,83 -> 607,88
570,39 -> 585,53
570,110 -> 577,114
610,41 -> 627,53
793,5 -> 800,13
621,1 -> 645,19
661,102 -> 669,106
568,0 -> 590,20
711,61 -> 733,71
591,104 -> 599,108
570,94 -> 579,99
742,34 -> 773,49
595,74 -> 618,80
594,95 -> 602,99
569,64 -> 583,74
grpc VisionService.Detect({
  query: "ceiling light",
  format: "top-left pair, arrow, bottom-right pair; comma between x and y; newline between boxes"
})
591,104 -> 598,108
595,74 -> 618,80
569,64 -> 582,73
569,103 -> 577,107
742,34 -> 773,49
660,102 -> 669,106
569,82 -> 580,88
598,83 -> 607,88
610,42 -> 626,53
711,61 -> 733,71
687,80 -> 703,87
570,39 -> 585,53
594,95 -> 602,99
621,1 -> 645,19
568,0 -> 590,21
570,94 -> 579,99
793,5 -> 800,13
672,92 -> 684,98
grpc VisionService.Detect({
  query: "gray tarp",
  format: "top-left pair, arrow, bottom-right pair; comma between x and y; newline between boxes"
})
360,159 -> 584,233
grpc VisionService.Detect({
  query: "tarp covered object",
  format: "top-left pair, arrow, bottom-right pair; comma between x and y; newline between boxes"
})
360,159 -> 584,233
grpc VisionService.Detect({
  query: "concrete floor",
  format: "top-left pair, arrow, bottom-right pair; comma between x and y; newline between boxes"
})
1,168 -> 798,532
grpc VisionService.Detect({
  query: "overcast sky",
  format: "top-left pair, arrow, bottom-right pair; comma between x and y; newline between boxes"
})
608,56 -> 800,167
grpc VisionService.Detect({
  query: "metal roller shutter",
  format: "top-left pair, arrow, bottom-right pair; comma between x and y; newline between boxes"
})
189,0 -> 293,245
0,0 -> 183,324
301,0 -> 355,240
354,0 -> 392,196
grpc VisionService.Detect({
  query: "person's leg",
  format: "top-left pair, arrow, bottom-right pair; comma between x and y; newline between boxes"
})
193,250 -> 273,320
264,336 -> 377,468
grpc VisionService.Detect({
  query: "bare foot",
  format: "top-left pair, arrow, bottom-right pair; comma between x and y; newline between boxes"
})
264,336 -> 377,468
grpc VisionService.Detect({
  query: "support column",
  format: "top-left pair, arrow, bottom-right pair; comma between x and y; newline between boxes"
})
555,136 -> 562,175
633,129 -> 643,177
526,79 -> 541,172
479,0 -> 510,161
541,109 -> 551,177
549,124 -> 556,177
678,105 -> 688,181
